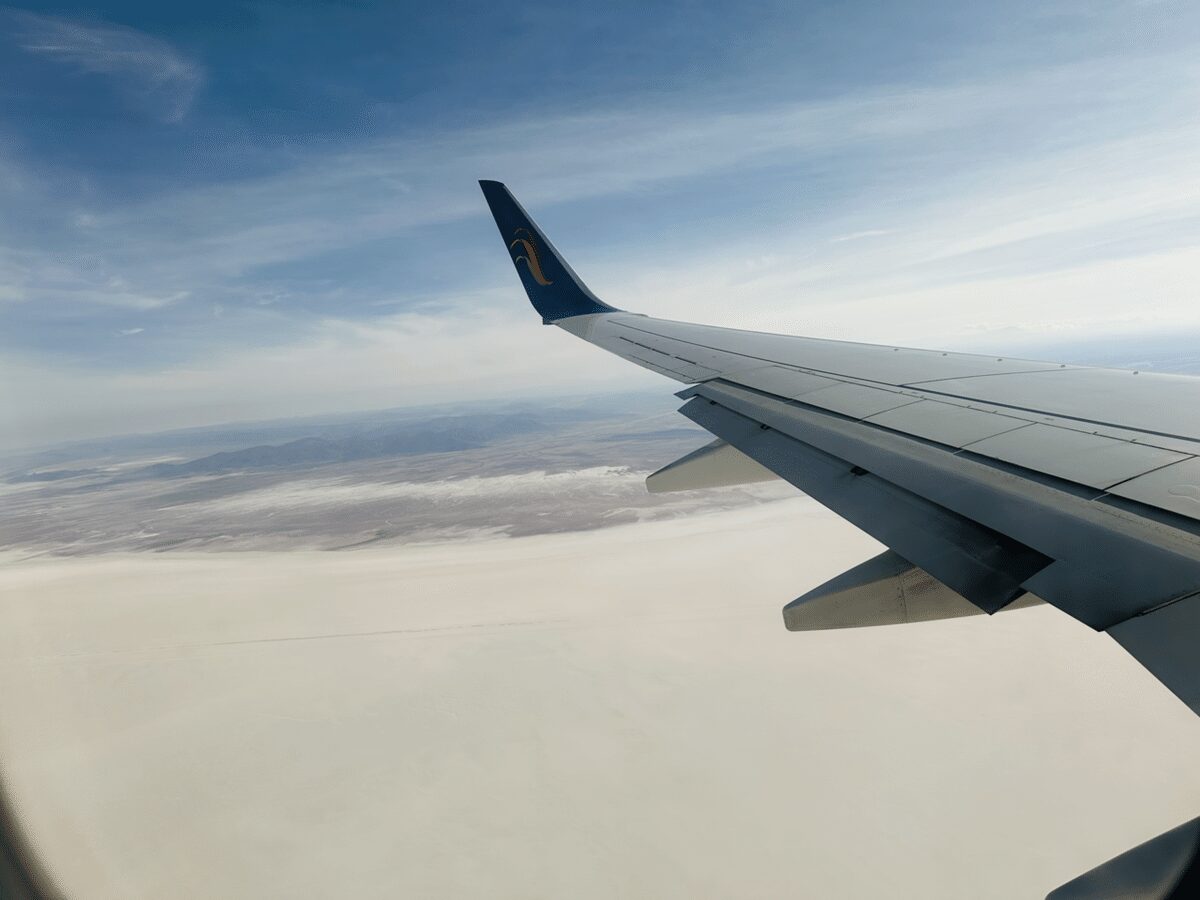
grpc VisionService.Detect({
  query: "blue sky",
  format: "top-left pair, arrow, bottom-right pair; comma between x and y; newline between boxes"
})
2,1 -> 1200,447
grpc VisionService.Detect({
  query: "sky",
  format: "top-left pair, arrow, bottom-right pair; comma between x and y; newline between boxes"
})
2,0 -> 1200,448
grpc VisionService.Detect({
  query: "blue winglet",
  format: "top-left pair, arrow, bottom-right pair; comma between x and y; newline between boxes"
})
479,180 -> 620,323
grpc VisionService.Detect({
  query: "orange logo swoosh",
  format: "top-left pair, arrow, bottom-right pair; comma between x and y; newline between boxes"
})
509,228 -> 554,286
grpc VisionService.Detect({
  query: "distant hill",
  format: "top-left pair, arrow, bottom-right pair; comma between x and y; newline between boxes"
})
1,390 -> 691,486
8,468 -> 102,484
133,413 -> 549,478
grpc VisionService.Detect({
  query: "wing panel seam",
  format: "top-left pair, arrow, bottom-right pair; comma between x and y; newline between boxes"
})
904,385 -> 1200,448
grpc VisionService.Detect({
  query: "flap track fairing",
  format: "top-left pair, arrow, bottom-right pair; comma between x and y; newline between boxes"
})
784,549 -> 1043,632
646,439 -> 779,493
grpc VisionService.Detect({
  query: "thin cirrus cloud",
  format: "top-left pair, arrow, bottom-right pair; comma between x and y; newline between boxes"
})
830,230 -> 892,244
12,55 -> 1199,320
9,10 -> 203,122
168,468 -> 645,514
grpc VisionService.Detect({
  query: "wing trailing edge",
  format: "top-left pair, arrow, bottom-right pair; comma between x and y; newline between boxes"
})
1108,591 -> 1200,716
1047,816 -> 1200,899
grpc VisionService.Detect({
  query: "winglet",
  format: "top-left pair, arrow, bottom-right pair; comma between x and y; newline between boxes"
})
479,180 -> 619,323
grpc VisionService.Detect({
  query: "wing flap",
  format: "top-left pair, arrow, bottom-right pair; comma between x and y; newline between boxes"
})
682,379 -> 1200,629
681,395 -> 1051,613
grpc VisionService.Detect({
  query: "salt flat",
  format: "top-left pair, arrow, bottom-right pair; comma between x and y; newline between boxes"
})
0,498 -> 1198,899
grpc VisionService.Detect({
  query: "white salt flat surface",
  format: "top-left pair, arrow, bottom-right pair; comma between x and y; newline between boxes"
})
1,499 -> 1198,898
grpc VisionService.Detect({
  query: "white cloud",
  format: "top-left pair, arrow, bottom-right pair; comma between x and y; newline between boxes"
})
167,468 -> 644,514
12,11 -> 203,122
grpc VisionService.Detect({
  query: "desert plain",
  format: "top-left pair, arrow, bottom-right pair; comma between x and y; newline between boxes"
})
1,497 -> 1199,898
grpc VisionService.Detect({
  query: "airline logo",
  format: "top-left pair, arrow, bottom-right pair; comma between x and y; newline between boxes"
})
509,227 -> 554,286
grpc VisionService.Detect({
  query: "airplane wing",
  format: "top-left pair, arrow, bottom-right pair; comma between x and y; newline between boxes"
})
481,179 -> 1200,894
480,178 -> 1200,715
